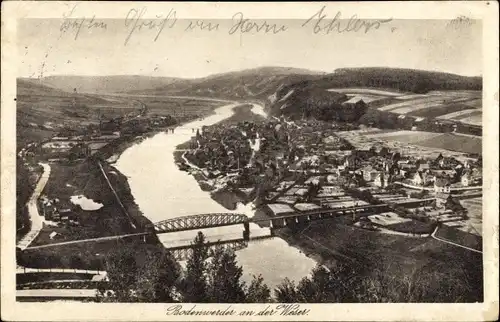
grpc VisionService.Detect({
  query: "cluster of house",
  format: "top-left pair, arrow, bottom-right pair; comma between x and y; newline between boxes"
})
408,154 -> 481,190
39,195 -> 78,226
187,118 -> 356,184
39,138 -> 92,160
327,148 -> 482,194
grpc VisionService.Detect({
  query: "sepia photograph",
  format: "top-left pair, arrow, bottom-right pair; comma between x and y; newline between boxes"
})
1,1 -> 498,321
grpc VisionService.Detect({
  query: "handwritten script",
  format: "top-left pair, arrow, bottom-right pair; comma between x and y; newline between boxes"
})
165,304 -> 310,316
59,4 -> 107,40
124,7 -> 177,45
302,6 -> 393,34
448,15 -> 475,30
58,5 -> 394,45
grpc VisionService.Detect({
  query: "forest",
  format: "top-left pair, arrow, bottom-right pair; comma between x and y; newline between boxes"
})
308,67 -> 482,93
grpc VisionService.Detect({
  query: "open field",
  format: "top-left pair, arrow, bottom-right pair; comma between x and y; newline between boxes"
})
30,161 -> 134,247
363,130 -> 440,141
463,98 -> 482,109
361,130 -> 482,155
337,129 -> 481,157
454,112 -> 482,126
16,79 -> 228,147
460,197 -> 482,235
437,109 -> 481,120
327,88 -> 404,96
369,90 -> 481,125
378,96 -> 445,112
119,95 -> 222,118
406,103 -> 474,118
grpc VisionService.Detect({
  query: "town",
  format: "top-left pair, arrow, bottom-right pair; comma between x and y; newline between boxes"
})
180,115 -> 482,243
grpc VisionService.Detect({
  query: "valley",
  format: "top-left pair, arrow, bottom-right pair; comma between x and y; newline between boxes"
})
15,66 -> 483,303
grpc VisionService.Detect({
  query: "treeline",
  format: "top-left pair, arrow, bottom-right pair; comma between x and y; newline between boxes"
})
269,87 -> 366,122
314,67 -> 482,93
97,231 -> 483,303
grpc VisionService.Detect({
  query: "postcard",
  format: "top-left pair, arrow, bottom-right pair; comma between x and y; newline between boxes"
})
1,1 -> 498,321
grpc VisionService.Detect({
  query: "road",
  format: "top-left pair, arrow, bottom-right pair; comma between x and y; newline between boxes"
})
16,289 -> 98,299
17,163 -> 51,250
430,226 -> 482,254
24,232 -> 148,250
17,267 -> 106,276
97,161 -> 136,229
394,181 -> 481,192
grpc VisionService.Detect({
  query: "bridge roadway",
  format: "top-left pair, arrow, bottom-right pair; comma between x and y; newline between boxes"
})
152,203 -> 393,234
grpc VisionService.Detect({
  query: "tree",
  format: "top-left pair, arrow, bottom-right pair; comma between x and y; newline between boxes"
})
207,245 -> 246,303
245,274 -> 272,303
102,247 -> 139,302
181,232 -> 209,302
379,147 -> 389,157
295,265 -> 337,302
445,196 -> 466,216
136,247 -> 181,302
275,278 -> 299,302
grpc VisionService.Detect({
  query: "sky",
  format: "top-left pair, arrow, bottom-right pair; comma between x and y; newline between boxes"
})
18,17 -> 482,78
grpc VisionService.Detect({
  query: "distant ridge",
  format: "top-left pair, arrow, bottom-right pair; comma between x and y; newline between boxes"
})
19,75 -> 184,94
19,66 -> 481,100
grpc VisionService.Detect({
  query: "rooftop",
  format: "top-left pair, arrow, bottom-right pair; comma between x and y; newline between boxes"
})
266,203 -> 296,215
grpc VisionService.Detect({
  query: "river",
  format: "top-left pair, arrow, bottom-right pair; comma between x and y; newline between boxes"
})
115,102 -> 316,288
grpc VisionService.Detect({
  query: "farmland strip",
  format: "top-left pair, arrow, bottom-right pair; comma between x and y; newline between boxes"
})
437,109 -> 480,120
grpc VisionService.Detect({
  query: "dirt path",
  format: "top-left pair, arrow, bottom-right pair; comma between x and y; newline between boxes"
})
25,232 -> 148,250
17,163 -> 51,250
431,226 -> 482,254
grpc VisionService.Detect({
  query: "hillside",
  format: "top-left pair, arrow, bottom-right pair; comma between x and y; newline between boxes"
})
20,75 -> 183,94
265,68 -> 481,121
135,67 -> 481,121
17,78 -> 72,97
18,67 -> 482,128
16,79 -> 127,145
130,66 -> 326,99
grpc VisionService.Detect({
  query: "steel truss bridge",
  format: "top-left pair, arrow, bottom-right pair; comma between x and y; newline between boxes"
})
154,213 -> 248,234
152,198 -> 434,235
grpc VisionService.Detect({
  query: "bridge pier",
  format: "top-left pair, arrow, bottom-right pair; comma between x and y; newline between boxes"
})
143,233 -> 158,244
243,221 -> 250,241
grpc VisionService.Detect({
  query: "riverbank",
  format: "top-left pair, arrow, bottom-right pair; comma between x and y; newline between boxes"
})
17,157 -> 163,270
272,217 -> 483,302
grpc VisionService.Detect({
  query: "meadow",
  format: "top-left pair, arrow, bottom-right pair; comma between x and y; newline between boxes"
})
331,88 -> 482,127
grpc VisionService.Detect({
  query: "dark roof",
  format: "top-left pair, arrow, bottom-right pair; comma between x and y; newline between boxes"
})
435,177 -> 450,187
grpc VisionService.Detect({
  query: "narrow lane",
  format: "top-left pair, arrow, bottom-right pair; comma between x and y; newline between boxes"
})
25,232 -> 148,250
17,163 -> 51,250
430,225 -> 482,254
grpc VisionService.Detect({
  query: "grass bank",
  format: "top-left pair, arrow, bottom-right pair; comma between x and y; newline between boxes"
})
274,218 -> 483,302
